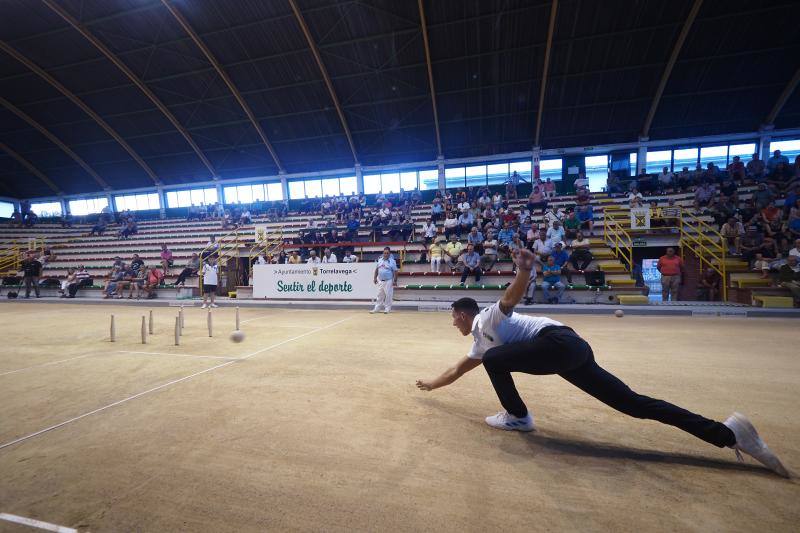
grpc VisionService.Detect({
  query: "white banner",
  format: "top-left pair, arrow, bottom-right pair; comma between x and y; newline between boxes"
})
630,207 -> 651,230
252,263 -> 376,299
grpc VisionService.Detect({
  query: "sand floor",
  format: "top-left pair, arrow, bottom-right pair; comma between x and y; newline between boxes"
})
0,303 -> 798,532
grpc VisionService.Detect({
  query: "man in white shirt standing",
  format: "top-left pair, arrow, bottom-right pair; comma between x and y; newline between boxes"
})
371,247 -> 398,314
414,248 -> 788,477
201,255 -> 219,309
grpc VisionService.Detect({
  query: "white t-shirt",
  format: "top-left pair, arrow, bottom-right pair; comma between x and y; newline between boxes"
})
343,254 -> 358,263
307,257 -> 321,264
202,263 -> 218,285
468,302 -> 563,360
789,248 -> 800,259
321,254 -> 337,263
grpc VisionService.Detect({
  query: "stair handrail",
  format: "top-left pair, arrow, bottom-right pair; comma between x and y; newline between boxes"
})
679,209 -> 728,301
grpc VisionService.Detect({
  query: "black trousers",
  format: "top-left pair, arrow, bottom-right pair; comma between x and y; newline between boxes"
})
24,276 -> 40,297
461,267 -> 482,283
482,326 -> 736,448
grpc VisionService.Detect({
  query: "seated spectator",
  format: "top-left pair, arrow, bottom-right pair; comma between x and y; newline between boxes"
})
102,265 -> 125,299
575,186 -> 591,206
727,156 -> 746,182
541,255 -> 566,304
429,237 -> 444,272
767,149 -> 789,175
130,254 -> 144,275
777,255 -> 800,305
239,209 -> 252,225
703,162 -> 721,183
739,226 -> 764,263
321,248 -> 337,263
119,219 -> 138,239
752,253 -> 771,278
443,235 -> 464,272
10,209 -> 22,227
467,226 -> 484,254
675,166 -> 692,190
505,180 -> 518,200
567,231 -> 593,274
543,177 -> 556,198
576,204 -> 594,235
89,218 -> 107,236
143,266 -> 164,299
696,267 -> 721,301
573,172 -> 589,191
457,211 -> 474,237
443,213 -> 458,239
656,167 -> 674,192
628,188 -> 644,207
526,187 -> 547,213
720,217 -> 745,254
175,253 -> 201,287
124,265 -> 145,299
160,244 -> 173,273
546,220 -> 565,244
459,244 -> 482,286
752,182 -> 775,211
531,229 -> 551,261
420,218 -> 437,245
549,242 -> 571,283
694,182 -> 715,211
287,251 -> 302,264
561,210 -> 579,240
497,223 -> 515,257
480,232 -> 498,272
787,205 -> 800,240
746,153 -> 766,182
307,250 -> 321,264
59,268 -> 77,298
492,192 -> 504,210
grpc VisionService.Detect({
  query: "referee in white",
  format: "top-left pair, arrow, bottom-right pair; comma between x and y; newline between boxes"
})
371,246 -> 398,314
415,248 -> 789,477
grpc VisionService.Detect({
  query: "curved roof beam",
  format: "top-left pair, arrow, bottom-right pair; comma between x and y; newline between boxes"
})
41,0 -> 219,179
641,0 -> 704,138
417,0 -> 442,158
0,140 -> 60,195
287,0 -> 359,165
0,40 -> 160,185
765,66 -> 800,126
0,95 -> 109,190
160,0 -> 285,173
534,0 -> 558,147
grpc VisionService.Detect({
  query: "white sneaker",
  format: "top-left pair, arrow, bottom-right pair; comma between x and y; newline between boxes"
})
485,411 -> 535,432
201,303 -> 208,309
210,303 -> 219,308
370,308 -> 378,314
724,412 -> 790,478
383,309 -> 390,314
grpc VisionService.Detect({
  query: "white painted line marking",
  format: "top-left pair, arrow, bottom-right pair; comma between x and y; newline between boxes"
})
0,355 -> 94,377
0,513 -> 76,532
0,316 -> 353,451
116,350 -> 238,361
240,313 -> 272,324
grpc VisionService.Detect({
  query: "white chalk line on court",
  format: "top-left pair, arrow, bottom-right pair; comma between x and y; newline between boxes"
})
0,354 -> 94,377
0,513 -> 76,532
0,315 -> 353,451
116,350 -> 239,361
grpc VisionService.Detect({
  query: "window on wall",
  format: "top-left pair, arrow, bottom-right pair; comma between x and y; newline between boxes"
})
304,180 -> 322,199
166,187 -> 217,208
31,201 -> 63,217
769,138 -> 800,162
289,176 -> 358,199
487,163 -> 509,185
400,172 -> 417,191
465,165 -> 486,187
0,201 -> 13,218
584,155 -> 608,192
539,159 -> 562,182
510,161 -> 532,182
445,167 -> 466,189
645,150 -> 671,173
114,193 -> 160,212
288,181 -> 306,199
729,143 -> 757,162
362,174 -> 381,195
339,176 -> 357,195
381,173 -> 400,194
266,182 -> 284,201
69,197 -> 108,216
630,152 -> 638,173
672,148 -> 698,171
699,145 -> 728,168
321,178 -> 340,197
418,169 -> 438,191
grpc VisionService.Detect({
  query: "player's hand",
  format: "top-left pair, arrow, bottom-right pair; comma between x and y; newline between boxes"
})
416,379 -> 434,391
512,248 -> 537,271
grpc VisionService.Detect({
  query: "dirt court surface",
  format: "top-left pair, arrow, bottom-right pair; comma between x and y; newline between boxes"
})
0,302 -> 797,532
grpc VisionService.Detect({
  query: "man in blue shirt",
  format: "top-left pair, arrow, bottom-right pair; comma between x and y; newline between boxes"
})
541,255 -> 566,304
767,150 -> 789,174
345,215 -> 360,241
414,248 -> 788,477
549,241 -> 571,283
372,247 -> 398,314
459,244 -> 482,285
457,212 -> 474,237
577,204 -> 594,235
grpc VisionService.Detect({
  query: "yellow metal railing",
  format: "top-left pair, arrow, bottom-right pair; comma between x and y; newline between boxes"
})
602,210 -> 633,271
199,228 -> 246,295
679,210 -> 728,302
248,229 -> 284,277
0,236 -> 48,274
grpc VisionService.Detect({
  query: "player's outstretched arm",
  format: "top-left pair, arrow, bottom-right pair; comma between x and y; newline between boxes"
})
498,249 -> 535,314
416,356 -> 482,391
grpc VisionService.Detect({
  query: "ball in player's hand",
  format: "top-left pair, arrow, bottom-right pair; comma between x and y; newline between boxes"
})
614,309 -> 624,318
230,330 -> 246,343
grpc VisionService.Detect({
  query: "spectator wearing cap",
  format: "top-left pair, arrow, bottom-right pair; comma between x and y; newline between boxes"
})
657,247 -> 684,302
